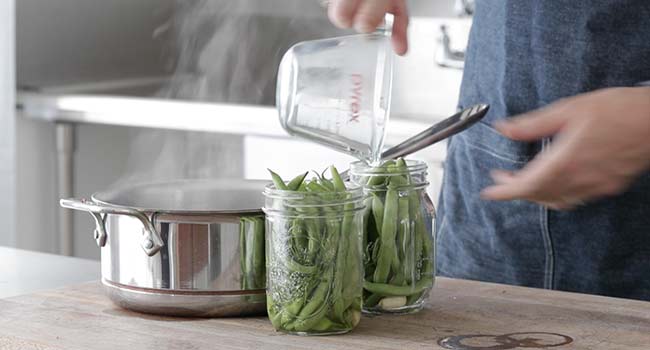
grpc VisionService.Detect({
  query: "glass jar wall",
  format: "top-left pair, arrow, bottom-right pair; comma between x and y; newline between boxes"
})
350,159 -> 435,314
263,183 -> 365,335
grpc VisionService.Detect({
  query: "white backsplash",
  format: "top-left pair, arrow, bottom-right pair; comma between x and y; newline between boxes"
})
391,17 -> 472,120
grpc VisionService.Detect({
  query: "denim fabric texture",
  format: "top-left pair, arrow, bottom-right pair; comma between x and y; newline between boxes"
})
436,0 -> 650,300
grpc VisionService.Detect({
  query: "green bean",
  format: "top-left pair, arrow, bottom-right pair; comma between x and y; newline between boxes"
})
409,191 -> 423,283
332,240 -> 347,317
329,165 -> 346,191
367,175 -> 387,186
292,299 -> 329,333
415,196 -> 433,275
239,219 -> 247,290
341,207 -> 362,311
406,291 -> 424,305
282,283 -> 309,318
240,216 -> 266,295
363,293 -> 382,308
395,158 -> 409,175
304,220 -> 320,260
305,180 -> 329,193
298,180 -> 325,259
267,297 -> 282,328
397,195 -> 411,283
320,177 -> 336,192
311,317 -> 336,332
287,172 -> 308,191
291,267 -> 334,332
324,208 -> 346,319
327,164 -> 359,316
268,169 -> 288,190
389,174 -> 408,187
363,276 -> 433,296
283,256 -> 318,274
371,240 -> 381,263
251,216 -> 266,289
361,196 -> 373,260
290,219 -> 309,258
396,195 -> 410,252
390,264 -> 405,286
364,160 -> 392,186
371,193 -> 384,239
373,184 -> 398,283
342,308 -> 357,328
390,250 -> 401,278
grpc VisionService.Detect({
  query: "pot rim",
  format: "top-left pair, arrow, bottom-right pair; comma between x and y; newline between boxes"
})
91,178 -> 268,215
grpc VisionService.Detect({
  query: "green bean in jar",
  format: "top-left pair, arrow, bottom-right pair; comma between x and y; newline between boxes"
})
263,166 -> 365,335
350,158 -> 435,314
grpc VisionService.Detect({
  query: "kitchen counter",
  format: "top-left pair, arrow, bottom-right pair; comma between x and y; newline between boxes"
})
0,278 -> 648,349
0,246 -> 100,299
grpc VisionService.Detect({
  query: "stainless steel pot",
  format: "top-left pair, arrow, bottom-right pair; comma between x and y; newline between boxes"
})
61,179 -> 268,317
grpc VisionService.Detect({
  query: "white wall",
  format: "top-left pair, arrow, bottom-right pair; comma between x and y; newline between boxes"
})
0,0 -> 16,248
15,118 -> 56,251
391,17 -> 470,119
411,0 -> 455,17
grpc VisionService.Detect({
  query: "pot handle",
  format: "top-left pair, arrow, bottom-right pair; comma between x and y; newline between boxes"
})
59,198 -> 164,256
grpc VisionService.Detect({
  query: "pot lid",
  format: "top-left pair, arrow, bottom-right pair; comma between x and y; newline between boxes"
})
92,179 -> 268,214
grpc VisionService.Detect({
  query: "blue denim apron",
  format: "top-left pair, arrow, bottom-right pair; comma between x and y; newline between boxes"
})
436,0 -> 650,300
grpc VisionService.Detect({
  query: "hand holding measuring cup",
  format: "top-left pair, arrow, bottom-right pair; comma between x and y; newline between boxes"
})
325,0 -> 409,55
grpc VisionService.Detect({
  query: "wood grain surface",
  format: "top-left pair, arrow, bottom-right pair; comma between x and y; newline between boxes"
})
0,277 -> 648,350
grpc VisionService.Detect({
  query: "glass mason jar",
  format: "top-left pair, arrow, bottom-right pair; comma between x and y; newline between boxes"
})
262,183 -> 366,335
350,159 -> 435,314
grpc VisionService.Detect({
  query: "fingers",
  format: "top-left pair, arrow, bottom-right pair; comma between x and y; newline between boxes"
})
328,0 -> 362,29
480,145 -> 568,202
354,0 -> 390,33
390,0 -> 409,55
480,144 -> 615,210
495,107 -> 569,141
480,175 -> 537,201
481,138 -> 632,210
328,0 -> 409,55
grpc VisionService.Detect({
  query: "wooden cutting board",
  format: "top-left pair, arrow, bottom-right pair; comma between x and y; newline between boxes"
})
0,277 -> 648,350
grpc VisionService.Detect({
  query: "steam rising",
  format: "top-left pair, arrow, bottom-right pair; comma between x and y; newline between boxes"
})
110,0 -> 347,189
157,0 -> 345,105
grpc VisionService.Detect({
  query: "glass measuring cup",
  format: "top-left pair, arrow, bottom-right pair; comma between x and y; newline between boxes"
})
276,17 -> 394,165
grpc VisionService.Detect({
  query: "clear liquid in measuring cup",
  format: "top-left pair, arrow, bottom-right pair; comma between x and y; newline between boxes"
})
277,31 -> 394,165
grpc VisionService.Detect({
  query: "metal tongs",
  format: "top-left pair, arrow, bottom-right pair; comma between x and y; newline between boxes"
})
340,103 -> 489,180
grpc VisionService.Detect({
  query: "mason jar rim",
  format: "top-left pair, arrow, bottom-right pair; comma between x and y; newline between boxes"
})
349,159 -> 427,176
349,159 -> 429,190
262,182 -> 366,212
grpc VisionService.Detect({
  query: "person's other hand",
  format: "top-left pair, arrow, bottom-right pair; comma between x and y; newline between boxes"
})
481,87 -> 650,210
327,0 -> 409,55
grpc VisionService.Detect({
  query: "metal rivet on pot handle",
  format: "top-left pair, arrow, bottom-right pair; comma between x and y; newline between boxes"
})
89,211 -> 108,247
59,198 -> 164,256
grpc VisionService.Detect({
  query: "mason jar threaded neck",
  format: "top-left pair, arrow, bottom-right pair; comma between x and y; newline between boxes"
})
349,159 -> 429,190
262,183 -> 366,216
